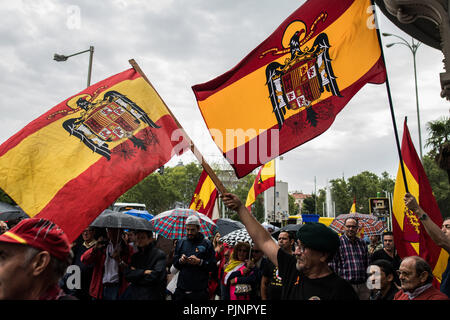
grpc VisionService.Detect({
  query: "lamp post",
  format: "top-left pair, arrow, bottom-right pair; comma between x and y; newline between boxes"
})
382,33 -> 423,161
53,46 -> 94,87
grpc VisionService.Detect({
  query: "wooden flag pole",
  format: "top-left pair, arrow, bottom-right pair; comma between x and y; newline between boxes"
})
129,59 -> 228,195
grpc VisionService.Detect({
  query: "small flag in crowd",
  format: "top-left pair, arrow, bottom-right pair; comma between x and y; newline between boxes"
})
0,66 -> 189,241
189,170 -> 219,219
192,0 -> 386,178
392,120 -> 449,285
245,159 -> 275,211
349,197 -> 356,213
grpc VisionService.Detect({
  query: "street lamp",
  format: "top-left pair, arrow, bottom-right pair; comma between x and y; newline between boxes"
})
382,33 -> 423,161
53,46 -> 94,87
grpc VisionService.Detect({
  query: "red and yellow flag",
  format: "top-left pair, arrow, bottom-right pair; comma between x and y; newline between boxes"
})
0,67 -> 189,242
189,170 -> 218,219
245,160 -> 275,211
192,0 -> 386,178
392,120 -> 449,285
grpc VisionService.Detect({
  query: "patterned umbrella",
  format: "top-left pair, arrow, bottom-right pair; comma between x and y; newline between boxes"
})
220,228 -> 252,246
149,208 -> 217,239
329,212 -> 386,236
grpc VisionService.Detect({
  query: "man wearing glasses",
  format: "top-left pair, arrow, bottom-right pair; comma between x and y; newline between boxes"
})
328,217 -> 370,300
222,193 -> 358,300
394,256 -> 448,300
404,192 -> 450,298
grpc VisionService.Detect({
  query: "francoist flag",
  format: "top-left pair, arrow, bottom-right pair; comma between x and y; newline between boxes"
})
0,67 -> 189,241
245,160 -> 275,211
392,120 -> 449,285
189,170 -> 219,219
192,0 -> 386,178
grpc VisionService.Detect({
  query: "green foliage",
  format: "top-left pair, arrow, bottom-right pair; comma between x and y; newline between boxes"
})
0,188 -> 15,205
288,194 -> 299,215
302,194 -> 317,214
317,171 -> 395,215
117,162 -> 203,213
422,154 -> 450,218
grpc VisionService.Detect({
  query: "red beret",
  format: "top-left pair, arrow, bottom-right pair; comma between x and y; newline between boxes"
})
0,218 -> 70,261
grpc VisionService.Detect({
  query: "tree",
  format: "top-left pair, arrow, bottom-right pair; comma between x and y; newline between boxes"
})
302,194 -> 317,214
423,154 -> 450,217
425,116 -> 450,183
0,188 -> 15,205
288,194 -> 299,215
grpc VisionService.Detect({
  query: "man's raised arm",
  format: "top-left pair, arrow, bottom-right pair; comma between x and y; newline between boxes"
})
221,193 -> 279,266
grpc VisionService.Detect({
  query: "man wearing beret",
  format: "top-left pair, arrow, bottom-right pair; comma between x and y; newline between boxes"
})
222,193 -> 358,300
0,218 -> 75,300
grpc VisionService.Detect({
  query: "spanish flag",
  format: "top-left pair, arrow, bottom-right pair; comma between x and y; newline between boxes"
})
349,197 -> 357,213
245,160 -> 275,211
189,170 -> 218,219
192,0 -> 386,178
0,67 -> 189,241
392,120 -> 449,285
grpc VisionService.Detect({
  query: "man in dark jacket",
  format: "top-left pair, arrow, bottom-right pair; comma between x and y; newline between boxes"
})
121,230 -> 167,300
173,216 -> 216,301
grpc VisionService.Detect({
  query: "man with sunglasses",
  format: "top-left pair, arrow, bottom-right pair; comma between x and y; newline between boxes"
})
222,193 -> 358,300
404,192 -> 450,298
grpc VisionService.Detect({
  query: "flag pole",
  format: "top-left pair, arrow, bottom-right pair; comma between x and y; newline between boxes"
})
129,59 -> 228,195
371,3 -> 409,193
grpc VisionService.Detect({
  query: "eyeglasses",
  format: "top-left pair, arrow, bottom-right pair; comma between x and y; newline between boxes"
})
345,225 -> 358,229
252,250 -> 262,254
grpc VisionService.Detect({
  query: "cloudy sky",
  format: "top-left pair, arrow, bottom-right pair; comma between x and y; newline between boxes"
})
1,0 -> 448,196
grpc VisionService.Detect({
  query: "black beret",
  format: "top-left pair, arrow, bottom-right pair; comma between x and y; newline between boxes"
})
295,222 -> 340,254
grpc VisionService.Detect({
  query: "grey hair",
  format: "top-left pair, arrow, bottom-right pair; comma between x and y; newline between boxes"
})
22,245 -> 73,282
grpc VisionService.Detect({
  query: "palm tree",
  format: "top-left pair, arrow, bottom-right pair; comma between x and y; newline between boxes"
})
425,116 -> 450,183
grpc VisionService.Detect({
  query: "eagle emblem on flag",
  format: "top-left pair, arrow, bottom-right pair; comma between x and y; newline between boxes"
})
262,13 -> 342,129
61,90 -> 160,160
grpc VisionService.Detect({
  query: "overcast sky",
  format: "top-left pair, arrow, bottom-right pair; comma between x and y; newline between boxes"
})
1,0 -> 448,196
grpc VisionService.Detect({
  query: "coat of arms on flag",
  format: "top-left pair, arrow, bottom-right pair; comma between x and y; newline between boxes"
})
263,14 -> 341,129
58,90 -> 161,160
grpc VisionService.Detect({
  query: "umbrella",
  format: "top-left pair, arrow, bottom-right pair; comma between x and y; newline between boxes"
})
329,212 -> 386,236
149,208 -> 217,239
0,201 -> 29,221
220,228 -> 252,246
124,209 -> 154,221
216,218 -> 244,237
271,223 -> 303,239
90,209 -> 154,231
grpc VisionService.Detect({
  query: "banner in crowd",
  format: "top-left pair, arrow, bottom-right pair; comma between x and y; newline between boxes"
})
392,120 -> 449,284
189,170 -> 219,219
245,159 -> 275,211
192,0 -> 386,178
0,67 -> 189,241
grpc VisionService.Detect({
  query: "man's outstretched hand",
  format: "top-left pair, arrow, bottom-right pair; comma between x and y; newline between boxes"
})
221,193 -> 243,211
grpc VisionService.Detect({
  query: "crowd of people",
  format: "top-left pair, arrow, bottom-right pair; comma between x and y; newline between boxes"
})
0,192 -> 448,301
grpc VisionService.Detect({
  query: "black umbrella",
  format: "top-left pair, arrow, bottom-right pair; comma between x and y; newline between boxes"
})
90,209 -> 154,231
216,218 -> 244,237
0,201 -> 29,221
271,223 -> 303,239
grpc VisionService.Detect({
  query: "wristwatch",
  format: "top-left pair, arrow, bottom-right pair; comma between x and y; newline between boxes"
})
419,213 -> 428,221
